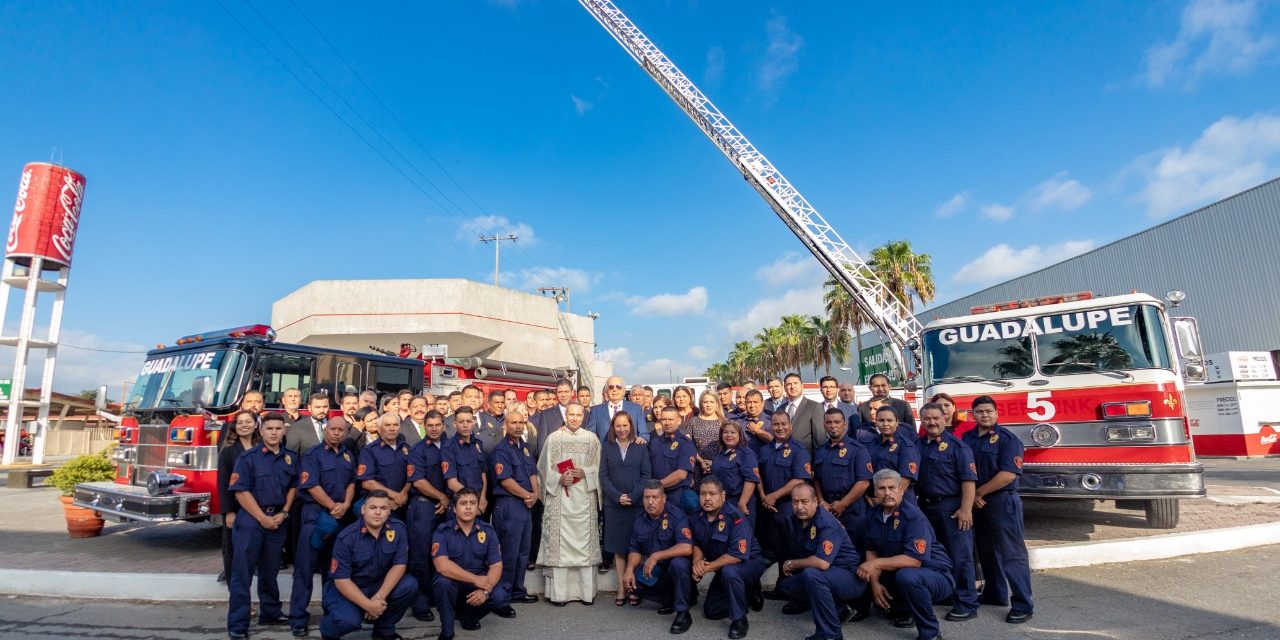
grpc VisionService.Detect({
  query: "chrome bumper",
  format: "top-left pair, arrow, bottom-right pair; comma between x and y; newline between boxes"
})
1018,463 -> 1206,499
72,481 -> 212,523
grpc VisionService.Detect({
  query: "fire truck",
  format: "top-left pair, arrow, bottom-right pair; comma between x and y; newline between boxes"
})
74,324 -> 567,525
577,1 -> 1206,528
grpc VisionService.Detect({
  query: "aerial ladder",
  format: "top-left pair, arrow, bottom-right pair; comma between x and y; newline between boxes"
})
577,0 -> 924,375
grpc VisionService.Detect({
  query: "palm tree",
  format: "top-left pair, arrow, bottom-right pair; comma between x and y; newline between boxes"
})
778,315 -> 812,372
755,326 -> 787,377
1044,333 -> 1133,373
824,275 -> 868,371
727,341 -> 754,381
868,240 -> 936,313
806,315 -> 850,375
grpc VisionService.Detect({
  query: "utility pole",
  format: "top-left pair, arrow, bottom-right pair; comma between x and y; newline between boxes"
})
479,233 -> 518,287
537,287 -> 571,312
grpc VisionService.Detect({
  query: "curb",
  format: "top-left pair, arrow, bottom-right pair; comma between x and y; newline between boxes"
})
3,521 -> 1279,602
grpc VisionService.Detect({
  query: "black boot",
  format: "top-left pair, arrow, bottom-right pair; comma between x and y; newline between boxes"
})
728,617 -> 749,639
669,611 -> 692,634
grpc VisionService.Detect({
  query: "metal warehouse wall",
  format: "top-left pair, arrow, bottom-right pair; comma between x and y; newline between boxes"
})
921,177 -> 1280,354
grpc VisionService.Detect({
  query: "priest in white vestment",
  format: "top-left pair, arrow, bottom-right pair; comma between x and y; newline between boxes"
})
537,402 -> 602,604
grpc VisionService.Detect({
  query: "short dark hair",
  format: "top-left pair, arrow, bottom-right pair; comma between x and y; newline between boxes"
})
868,373 -> 891,385
660,405 -> 680,415
454,487 -> 480,502
824,407 -> 845,419
353,407 -> 377,423
972,395 -> 997,411
875,405 -> 897,417
259,411 -> 287,427
745,389 -> 763,401
488,390 -> 504,401
448,391 -> 462,399
698,475 -> 725,492
454,405 -> 475,418
307,393 -> 329,406
462,384 -> 481,395
365,489 -> 391,502
398,388 -> 413,397
784,373 -> 802,383
766,376 -> 782,384
642,479 -> 665,493
577,385 -> 592,394
643,385 -> 654,392
424,410 -> 444,423
920,402 -> 944,416
556,380 -> 574,390
409,395 -> 429,407
819,375 -> 838,386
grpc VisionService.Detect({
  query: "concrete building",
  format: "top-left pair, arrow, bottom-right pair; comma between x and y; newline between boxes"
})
924,177 -> 1280,353
271,279 -> 611,390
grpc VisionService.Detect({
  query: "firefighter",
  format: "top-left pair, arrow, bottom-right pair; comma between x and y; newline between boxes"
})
443,406 -> 488,503
864,406 -> 920,501
320,490 -> 417,640
648,405 -> 699,514
406,410 -> 450,622
916,401 -> 980,622
288,416 -> 356,637
774,483 -> 864,640
812,407 -> 873,536
675,475 -> 767,639
432,488 -> 514,639
619,481 -> 694,631
857,469 -> 954,640
358,413 -> 412,522
227,412 -> 298,640
490,405 -> 541,608
962,395 -> 1034,624
755,409 -> 812,561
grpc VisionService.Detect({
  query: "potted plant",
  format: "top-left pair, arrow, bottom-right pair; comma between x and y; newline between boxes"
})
47,448 -> 116,538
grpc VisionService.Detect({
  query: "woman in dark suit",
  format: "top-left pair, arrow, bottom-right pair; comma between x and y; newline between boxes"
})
599,410 -> 651,606
217,410 -> 260,586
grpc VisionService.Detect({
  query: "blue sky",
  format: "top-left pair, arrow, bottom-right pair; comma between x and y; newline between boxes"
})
1,0 -> 1278,392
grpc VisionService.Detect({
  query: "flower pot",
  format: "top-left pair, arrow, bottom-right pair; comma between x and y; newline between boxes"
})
59,495 -> 105,538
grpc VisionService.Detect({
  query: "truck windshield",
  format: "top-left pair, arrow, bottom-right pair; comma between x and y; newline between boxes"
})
126,349 -> 246,411
925,304 -> 1171,382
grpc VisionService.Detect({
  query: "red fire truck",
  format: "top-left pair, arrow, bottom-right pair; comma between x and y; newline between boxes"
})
919,292 -> 1207,528
74,324 -> 568,525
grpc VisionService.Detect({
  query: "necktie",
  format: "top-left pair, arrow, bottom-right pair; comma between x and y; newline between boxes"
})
313,419 -> 324,442
610,404 -> 620,419
787,402 -> 797,419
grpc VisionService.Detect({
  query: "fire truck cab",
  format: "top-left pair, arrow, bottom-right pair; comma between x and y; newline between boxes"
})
74,324 -> 424,524
919,292 -> 1207,528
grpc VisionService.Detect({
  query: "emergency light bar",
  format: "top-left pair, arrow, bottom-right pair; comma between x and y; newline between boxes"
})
175,324 -> 276,345
970,292 -> 1093,315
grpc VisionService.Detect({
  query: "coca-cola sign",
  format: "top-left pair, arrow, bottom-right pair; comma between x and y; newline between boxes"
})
5,163 -> 87,269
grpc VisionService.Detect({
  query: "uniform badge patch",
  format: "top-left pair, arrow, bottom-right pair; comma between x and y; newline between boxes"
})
938,442 -> 949,452
406,464 -> 415,476
718,521 -> 725,532
865,462 -> 874,473
343,452 -> 351,461
783,447 -> 791,458
356,464 -> 367,476
495,463 -> 504,475
523,448 -> 530,457
330,559 -> 338,574
914,538 -> 926,554
689,455 -> 696,467
431,542 -> 440,556
661,518 -> 668,530
386,529 -> 396,542
839,447 -> 847,458
729,452 -> 737,461
681,527 -> 691,539
1013,455 -> 1023,468
299,471 -> 310,484
822,540 -> 833,555
229,472 -> 240,485
402,446 -> 409,455
671,441 -> 679,451
477,531 -> 487,544
908,462 -> 918,475
990,434 -> 999,444
889,442 -> 898,452
804,463 -> 812,475
284,454 -> 292,465
441,461 -> 449,474
970,463 -> 977,473
809,526 -> 816,539
738,539 -> 747,553
892,518 -> 899,530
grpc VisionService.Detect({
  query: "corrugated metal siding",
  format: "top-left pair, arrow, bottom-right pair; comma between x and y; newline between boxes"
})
922,177 -> 1280,353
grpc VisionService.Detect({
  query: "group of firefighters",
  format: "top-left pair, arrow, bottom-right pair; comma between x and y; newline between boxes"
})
221,373 -> 1034,640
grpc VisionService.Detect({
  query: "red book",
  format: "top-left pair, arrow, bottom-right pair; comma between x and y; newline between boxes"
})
556,458 -> 579,496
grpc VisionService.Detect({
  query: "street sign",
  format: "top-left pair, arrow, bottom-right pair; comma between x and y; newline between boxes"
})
0,379 -> 10,402
858,344 -> 900,385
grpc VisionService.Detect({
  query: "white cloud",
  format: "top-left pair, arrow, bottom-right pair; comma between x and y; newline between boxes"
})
597,347 -> 633,372
757,15 -> 804,96
0,328 -> 147,397
726,285 -> 825,339
755,252 -> 823,288
457,214 -> 537,246
628,287 -> 708,317
571,77 -> 610,117
1143,0 -> 1276,89
1130,112 -> 1280,217
933,192 -> 971,218
706,46 -> 726,85
953,240 -> 1097,285
980,204 -> 1014,222
508,266 -> 601,294
571,95 -> 592,116
632,358 -> 699,383
688,345 -> 712,360
1027,172 -> 1093,212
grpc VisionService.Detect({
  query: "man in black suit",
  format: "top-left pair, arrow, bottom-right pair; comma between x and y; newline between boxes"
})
764,377 -> 787,416
533,381 -> 574,452
853,374 -> 916,442
781,373 -> 825,455
287,393 -> 331,454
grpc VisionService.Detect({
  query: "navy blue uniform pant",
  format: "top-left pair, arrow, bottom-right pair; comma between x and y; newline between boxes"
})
433,575 -> 512,636
493,496 -> 532,599
289,504 -> 336,629
776,566 -> 866,638
319,574 -> 417,638
727,493 -> 757,530
759,499 -> 798,560
672,555 -> 767,621
669,488 -> 698,515
922,496 -> 978,613
227,516 -> 286,634
879,567 -> 953,640
631,559 -> 689,610
407,497 -> 443,616
974,491 -> 1034,613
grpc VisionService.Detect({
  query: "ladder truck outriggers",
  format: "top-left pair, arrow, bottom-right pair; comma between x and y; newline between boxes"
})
578,0 -> 1207,527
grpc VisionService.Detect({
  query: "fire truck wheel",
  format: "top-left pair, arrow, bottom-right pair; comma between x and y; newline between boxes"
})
1143,499 -> 1179,529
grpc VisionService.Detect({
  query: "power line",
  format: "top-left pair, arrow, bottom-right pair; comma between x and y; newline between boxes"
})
60,344 -> 148,354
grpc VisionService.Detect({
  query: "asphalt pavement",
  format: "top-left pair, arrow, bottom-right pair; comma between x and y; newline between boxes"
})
0,544 -> 1275,640
1199,456 -> 1280,489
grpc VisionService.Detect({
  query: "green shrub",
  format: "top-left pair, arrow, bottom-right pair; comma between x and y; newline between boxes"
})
48,449 -> 117,497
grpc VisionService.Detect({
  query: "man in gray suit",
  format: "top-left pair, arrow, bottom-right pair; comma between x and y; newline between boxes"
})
400,395 -> 429,446
781,373 -> 825,455
286,393 -> 332,454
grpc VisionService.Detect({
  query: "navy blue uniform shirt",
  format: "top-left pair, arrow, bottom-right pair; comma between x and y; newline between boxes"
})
860,500 -> 952,573
709,446 -> 761,499
813,434 -> 873,500
299,442 -> 355,505
431,518 -> 502,575
229,445 -> 299,509
688,503 -> 760,562
757,437 -> 813,494
865,433 -> 921,481
441,434 -> 487,495
916,431 -> 978,498
491,436 -> 538,497
357,437 -> 411,492
329,519 -> 409,589
962,425 -> 1024,494
648,431 -> 698,492
628,508 -> 694,557
406,438 -> 447,498
795,506 -> 860,570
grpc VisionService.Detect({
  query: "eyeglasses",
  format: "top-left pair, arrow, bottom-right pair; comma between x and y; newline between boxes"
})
607,384 -> 624,390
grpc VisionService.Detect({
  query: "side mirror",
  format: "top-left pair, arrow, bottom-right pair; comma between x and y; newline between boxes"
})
1184,362 -> 1206,382
1171,317 -> 1203,359
95,385 -> 108,410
